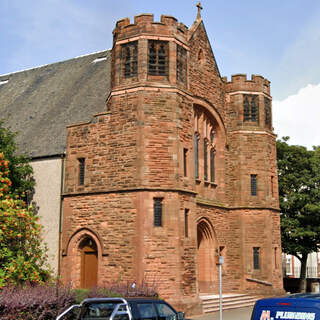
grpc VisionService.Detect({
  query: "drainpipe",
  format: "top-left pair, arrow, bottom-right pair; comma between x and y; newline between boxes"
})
58,152 -> 66,279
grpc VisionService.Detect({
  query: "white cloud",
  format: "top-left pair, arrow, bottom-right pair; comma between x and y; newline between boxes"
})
273,83 -> 320,149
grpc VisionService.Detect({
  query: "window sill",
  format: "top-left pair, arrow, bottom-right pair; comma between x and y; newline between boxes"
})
204,181 -> 217,187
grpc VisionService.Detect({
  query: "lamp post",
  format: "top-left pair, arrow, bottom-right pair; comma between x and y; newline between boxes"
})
218,255 -> 224,320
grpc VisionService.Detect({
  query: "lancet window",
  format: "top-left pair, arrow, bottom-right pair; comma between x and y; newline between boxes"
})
194,108 -> 216,183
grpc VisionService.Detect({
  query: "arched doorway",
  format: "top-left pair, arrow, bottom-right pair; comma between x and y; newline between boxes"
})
197,218 -> 217,293
80,237 -> 98,288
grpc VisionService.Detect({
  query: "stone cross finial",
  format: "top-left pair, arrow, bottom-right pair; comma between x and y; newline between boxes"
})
196,2 -> 203,20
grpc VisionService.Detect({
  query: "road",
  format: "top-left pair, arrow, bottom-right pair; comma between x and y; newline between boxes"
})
190,306 -> 253,320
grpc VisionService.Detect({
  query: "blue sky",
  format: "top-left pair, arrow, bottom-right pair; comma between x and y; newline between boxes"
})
1,0 -> 320,148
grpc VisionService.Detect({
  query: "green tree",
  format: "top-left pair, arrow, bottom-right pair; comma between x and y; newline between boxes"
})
0,152 -> 50,287
0,120 -> 34,198
277,137 -> 320,292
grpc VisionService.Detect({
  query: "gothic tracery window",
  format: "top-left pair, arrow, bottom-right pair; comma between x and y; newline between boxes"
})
193,108 -> 217,184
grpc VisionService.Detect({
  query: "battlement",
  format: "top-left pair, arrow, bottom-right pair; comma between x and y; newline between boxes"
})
224,74 -> 271,96
113,13 -> 188,43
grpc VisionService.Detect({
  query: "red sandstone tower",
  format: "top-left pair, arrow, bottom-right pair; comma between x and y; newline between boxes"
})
60,8 -> 283,314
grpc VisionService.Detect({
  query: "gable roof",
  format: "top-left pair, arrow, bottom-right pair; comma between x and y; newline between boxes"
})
0,50 -> 111,158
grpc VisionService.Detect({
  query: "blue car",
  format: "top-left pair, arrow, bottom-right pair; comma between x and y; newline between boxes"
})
251,294 -> 320,320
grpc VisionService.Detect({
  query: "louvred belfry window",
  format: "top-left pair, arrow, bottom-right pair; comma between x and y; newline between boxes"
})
78,158 -> 85,185
122,41 -> 138,78
154,198 -> 163,227
251,174 -> 257,196
148,41 -> 168,76
253,247 -> 260,270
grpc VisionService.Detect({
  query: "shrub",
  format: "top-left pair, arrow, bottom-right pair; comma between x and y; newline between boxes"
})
0,283 -> 75,320
0,281 -> 158,320
73,281 -> 158,303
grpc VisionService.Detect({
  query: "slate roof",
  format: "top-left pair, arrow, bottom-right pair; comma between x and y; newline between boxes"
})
0,50 -> 111,158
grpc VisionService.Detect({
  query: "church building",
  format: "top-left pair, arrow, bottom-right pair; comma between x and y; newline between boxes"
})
0,6 -> 283,314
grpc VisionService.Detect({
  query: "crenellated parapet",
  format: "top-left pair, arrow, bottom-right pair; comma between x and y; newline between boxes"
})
223,74 -> 270,96
113,14 -> 189,45
111,13 -> 190,91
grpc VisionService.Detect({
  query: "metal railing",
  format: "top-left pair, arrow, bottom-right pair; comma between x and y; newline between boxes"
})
283,266 -> 319,278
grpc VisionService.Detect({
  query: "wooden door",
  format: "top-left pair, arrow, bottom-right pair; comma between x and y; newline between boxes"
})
81,242 -> 98,288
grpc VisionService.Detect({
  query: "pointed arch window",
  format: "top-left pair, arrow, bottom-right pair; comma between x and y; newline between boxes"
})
194,133 -> 199,179
204,138 -> 208,181
193,108 -> 218,185
210,148 -> 215,183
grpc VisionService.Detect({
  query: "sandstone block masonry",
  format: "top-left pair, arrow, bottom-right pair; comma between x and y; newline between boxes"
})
61,11 -> 283,315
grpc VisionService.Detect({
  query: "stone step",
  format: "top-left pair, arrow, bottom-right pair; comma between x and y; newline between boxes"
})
200,293 -> 258,313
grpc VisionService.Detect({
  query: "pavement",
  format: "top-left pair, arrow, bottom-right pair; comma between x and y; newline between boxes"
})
190,306 -> 254,320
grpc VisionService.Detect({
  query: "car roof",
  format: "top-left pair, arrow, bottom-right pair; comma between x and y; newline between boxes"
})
255,293 -> 320,308
81,297 -> 165,305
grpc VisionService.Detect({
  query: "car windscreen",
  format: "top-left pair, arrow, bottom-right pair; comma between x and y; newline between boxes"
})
82,302 -> 121,319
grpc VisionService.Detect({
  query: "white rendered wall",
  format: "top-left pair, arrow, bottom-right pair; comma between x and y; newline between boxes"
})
31,158 -> 63,275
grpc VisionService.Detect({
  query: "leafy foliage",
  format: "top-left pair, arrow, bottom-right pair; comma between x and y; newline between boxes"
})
73,281 -> 158,303
0,284 -> 75,320
277,137 -> 320,290
0,152 -> 50,287
0,120 -> 34,198
0,282 -> 159,320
